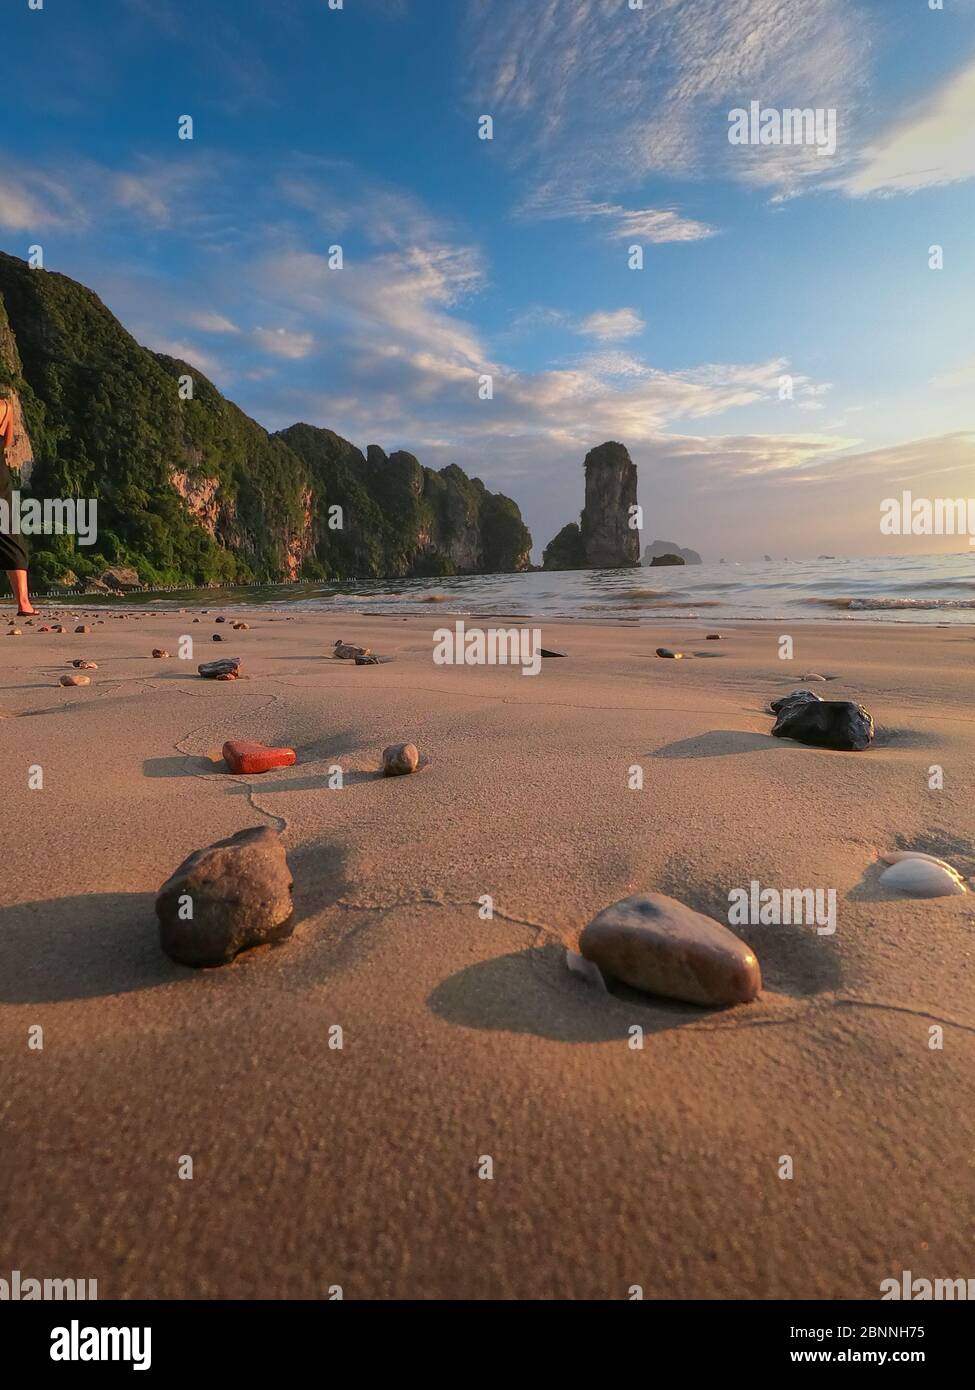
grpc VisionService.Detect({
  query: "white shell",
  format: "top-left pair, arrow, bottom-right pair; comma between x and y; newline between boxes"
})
565,949 -> 608,991
879,850 -> 960,872
879,859 -> 967,898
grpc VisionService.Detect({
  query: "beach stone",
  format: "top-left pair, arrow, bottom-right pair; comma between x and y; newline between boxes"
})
879,859 -> 966,898
7,628 -> 22,636
232,622 -> 249,630
38,625 -> 50,632
355,653 -> 381,665
74,625 -> 91,634
59,673 -> 91,687
192,618 -> 201,623
580,892 -> 761,1007
705,634 -> 722,640
334,640 -> 370,660
71,659 -> 97,669
771,698 -> 873,751
382,742 -> 419,776
152,648 -> 169,658
216,673 -> 237,681
198,657 -> 241,679
223,740 -> 297,775
212,633 -> 224,642
215,616 -> 226,623
52,625 -> 65,633
156,826 -> 294,967
656,647 -> 683,659
769,688 -> 823,715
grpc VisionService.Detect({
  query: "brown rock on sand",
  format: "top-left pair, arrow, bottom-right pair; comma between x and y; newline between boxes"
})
74,625 -> 91,634
382,742 -> 419,776
580,891 -> 761,1007
334,640 -> 370,660
152,649 -> 169,659
156,826 -> 295,967
59,673 -> 91,687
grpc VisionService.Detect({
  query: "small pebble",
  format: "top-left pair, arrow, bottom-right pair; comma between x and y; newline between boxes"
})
656,648 -> 683,659
212,633 -> 224,642
382,742 -> 419,776
705,634 -> 722,640
152,649 -> 169,658
7,628 -> 22,636
232,622 -> 249,630
71,659 -> 98,669
74,625 -> 91,634
215,616 -> 226,623
59,673 -> 91,687
334,640 -> 370,660
223,740 -> 297,774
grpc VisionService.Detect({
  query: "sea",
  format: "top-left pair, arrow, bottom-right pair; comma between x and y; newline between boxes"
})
66,553 -> 975,626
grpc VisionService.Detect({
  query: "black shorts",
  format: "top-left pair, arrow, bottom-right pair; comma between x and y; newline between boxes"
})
0,452 -> 29,569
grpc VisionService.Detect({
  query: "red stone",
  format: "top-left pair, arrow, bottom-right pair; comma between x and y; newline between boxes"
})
223,739 -> 297,774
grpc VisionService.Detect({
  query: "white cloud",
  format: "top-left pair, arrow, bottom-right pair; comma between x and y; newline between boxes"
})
146,337 -> 225,379
0,164 -> 82,230
253,326 -> 316,359
840,57 -> 975,196
188,311 -> 241,334
576,309 -> 645,342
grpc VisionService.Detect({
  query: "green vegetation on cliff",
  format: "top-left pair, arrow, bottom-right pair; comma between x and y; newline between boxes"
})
0,252 -> 532,588
542,521 -> 586,570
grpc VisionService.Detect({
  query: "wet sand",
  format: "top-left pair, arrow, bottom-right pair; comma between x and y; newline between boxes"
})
1,607 -> 973,1298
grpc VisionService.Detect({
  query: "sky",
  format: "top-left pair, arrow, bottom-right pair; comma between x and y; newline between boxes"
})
2,0 -> 975,561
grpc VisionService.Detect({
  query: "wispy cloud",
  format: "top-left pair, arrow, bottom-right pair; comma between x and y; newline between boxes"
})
252,326 -> 316,359
517,187 -> 716,242
0,161 -> 83,231
839,56 -> 975,197
465,0 -> 867,206
576,309 -> 645,342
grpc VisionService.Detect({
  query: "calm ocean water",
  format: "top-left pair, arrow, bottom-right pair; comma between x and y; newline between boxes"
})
76,553 -> 975,625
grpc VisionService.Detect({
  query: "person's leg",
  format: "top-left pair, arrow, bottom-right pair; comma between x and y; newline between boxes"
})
5,569 -> 35,614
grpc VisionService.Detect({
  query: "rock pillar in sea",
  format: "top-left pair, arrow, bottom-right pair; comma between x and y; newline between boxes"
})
580,441 -> 640,568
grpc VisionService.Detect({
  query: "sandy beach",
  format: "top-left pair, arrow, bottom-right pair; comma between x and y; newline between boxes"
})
2,607 -> 973,1300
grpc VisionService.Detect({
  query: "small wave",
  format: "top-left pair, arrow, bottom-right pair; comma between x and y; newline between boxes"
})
850,597 -> 975,610
612,587 -> 674,600
806,595 -> 975,611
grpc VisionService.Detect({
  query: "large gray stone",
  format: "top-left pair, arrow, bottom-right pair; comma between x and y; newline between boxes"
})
580,892 -> 761,1007
156,826 -> 294,967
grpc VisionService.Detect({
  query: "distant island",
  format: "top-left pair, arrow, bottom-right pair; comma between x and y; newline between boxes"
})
0,253 -> 532,589
642,540 -> 702,565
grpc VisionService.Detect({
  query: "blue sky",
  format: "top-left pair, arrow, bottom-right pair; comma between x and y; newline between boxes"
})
3,0 -> 975,559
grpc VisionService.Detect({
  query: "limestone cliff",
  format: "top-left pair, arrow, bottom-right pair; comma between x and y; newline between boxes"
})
0,252 -> 532,587
543,441 -> 641,570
